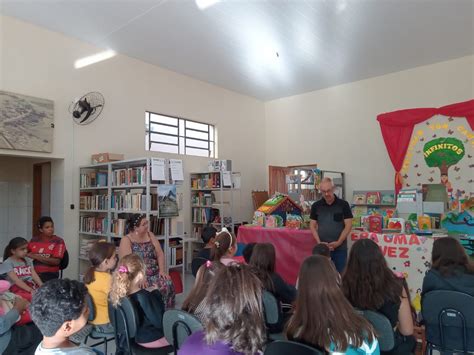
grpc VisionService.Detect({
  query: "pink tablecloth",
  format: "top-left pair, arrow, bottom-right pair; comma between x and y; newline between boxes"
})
238,226 -> 315,285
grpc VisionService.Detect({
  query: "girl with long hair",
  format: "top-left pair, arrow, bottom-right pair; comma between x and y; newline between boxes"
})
286,255 -> 379,354
249,243 -> 296,332
180,264 -> 266,355
342,238 -> 415,354
110,254 -> 169,349
422,236 -> 474,296
182,260 -> 221,320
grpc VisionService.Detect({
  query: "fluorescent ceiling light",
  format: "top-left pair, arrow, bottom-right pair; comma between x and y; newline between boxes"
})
195,0 -> 220,10
74,50 -> 116,69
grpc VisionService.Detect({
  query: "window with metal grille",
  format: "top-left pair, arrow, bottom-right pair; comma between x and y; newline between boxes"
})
145,112 -> 216,158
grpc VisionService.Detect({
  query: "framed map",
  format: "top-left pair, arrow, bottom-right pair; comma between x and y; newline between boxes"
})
0,90 -> 54,152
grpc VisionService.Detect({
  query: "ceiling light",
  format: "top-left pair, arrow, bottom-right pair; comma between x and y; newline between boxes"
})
195,0 -> 220,10
337,0 -> 347,12
74,50 -> 116,69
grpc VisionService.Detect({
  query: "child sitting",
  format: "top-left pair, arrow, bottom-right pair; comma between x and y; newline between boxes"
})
30,278 -> 98,354
182,260 -> 221,321
196,225 -> 217,260
180,264 -> 266,354
3,237 -> 43,302
211,228 -> 237,265
312,243 -> 331,258
84,241 -> 117,335
109,254 -> 169,349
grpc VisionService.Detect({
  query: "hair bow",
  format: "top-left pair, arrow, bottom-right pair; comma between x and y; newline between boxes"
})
118,265 -> 129,273
205,260 -> 212,268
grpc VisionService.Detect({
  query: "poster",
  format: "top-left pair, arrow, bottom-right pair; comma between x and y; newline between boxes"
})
158,184 -> 179,217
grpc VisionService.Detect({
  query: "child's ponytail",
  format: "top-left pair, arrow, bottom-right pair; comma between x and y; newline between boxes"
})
109,254 -> 145,307
211,228 -> 235,262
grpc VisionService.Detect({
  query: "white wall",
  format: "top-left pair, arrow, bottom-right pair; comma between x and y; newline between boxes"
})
264,55 -> 474,199
0,15 -> 267,278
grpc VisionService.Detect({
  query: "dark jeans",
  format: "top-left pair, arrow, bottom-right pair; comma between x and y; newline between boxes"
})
330,248 -> 347,273
4,323 -> 42,355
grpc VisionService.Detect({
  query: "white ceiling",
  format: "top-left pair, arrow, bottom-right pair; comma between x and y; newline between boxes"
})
1,0 -> 473,100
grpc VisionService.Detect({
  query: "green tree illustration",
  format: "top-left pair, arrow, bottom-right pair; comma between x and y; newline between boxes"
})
423,137 -> 465,177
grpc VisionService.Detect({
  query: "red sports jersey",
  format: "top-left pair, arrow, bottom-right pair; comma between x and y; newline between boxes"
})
28,235 -> 66,273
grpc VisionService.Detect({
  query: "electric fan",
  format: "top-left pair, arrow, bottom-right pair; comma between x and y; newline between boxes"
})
69,92 -> 104,125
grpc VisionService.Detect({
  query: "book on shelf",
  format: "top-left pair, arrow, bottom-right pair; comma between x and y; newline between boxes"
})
79,216 -> 108,234
366,192 -> 381,205
192,207 -> 220,224
352,193 -> 367,205
381,192 -> 395,205
80,192 -> 108,210
111,218 -> 128,236
191,172 -> 221,189
191,192 -> 215,206
112,167 -> 147,186
150,215 -> 165,236
80,171 -> 108,188
351,206 -> 368,227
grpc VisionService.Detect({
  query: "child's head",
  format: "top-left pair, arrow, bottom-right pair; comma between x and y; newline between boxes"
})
3,237 -> 28,261
431,236 -> 473,276
200,264 -> 266,354
242,243 -> 256,263
37,216 -> 54,236
182,260 -> 221,313
342,238 -> 402,310
312,243 -> 331,258
109,254 -> 145,307
83,241 -> 117,285
127,214 -> 147,234
30,279 -> 89,339
202,225 -> 217,245
287,256 -> 374,351
211,228 -> 236,262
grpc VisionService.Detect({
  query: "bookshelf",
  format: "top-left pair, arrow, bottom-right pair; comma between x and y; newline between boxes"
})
78,158 -> 184,288
351,190 -> 396,228
189,171 -> 241,244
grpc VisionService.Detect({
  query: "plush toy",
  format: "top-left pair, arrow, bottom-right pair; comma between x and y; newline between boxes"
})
0,280 -> 31,325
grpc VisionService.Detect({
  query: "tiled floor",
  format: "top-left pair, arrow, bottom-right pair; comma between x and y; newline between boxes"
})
86,271 -> 195,354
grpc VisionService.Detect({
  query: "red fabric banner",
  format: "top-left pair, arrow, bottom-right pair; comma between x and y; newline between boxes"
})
238,225 -> 315,285
377,99 -> 474,194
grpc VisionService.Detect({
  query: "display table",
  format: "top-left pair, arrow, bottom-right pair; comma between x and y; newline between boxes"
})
238,225 -> 447,301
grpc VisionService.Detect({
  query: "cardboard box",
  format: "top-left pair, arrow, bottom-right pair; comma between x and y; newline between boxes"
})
91,153 -> 124,164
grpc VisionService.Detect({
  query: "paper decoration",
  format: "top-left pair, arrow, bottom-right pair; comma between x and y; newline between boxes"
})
151,158 -> 166,181
169,159 -> 184,181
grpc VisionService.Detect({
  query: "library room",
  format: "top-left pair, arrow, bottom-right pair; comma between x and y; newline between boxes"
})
0,0 -> 473,354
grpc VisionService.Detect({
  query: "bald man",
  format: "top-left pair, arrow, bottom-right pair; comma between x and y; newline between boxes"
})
310,178 -> 353,272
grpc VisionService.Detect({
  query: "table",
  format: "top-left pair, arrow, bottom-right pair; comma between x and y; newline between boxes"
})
238,226 -> 315,285
238,226 -> 446,303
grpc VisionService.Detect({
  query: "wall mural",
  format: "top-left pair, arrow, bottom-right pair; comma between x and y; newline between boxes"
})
401,115 -> 474,234
0,90 -> 54,153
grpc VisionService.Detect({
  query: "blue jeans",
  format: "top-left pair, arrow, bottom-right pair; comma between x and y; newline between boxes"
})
331,248 -> 347,273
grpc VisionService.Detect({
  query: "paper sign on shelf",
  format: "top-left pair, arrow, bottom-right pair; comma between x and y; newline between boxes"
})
170,159 -> 184,181
151,158 -> 166,181
222,171 -> 232,187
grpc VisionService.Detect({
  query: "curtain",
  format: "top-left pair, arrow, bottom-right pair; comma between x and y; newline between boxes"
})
268,166 -> 290,196
377,99 -> 474,194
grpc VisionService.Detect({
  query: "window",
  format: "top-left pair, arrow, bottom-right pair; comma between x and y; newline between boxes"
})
145,112 -> 216,158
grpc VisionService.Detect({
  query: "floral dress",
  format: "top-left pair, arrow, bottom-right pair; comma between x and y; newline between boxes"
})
127,234 -> 175,308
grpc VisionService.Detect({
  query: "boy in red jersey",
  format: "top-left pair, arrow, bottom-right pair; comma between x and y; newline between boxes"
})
28,216 -> 66,282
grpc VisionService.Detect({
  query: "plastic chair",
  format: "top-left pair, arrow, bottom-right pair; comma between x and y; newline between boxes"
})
59,249 -> 69,278
262,291 -> 286,341
109,298 -> 173,355
163,309 -> 203,355
264,340 -> 324,355
355,309 -> 394,352
191,257 -> 208,277
84,294 -> 114,354
422,290 -> 474,354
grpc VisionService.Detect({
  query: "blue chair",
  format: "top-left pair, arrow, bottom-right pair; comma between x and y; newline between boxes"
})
355,309 -> 394,352
262,291 -> 286,341
264,340 -> 324,355
108,298 -> 173,354
422,290 -> 474,354
163,309 -> 203,355
84,294 -> 115,354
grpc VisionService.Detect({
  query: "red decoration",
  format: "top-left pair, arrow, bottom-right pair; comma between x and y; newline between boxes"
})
377,99 -> 474,195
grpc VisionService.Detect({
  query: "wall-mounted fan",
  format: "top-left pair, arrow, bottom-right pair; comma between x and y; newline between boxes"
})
69,92 -> 104,125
